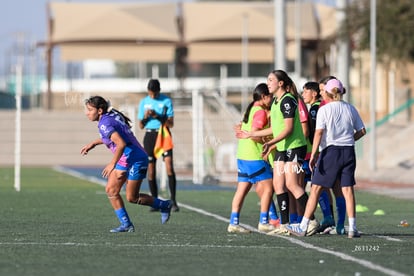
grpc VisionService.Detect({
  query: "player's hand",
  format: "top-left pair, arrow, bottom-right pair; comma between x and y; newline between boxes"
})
235,129 -> 250,139
309,153 -> 319,171
102,164 -> 115,178
80,143 -> 94,155
233,123 -> 241,131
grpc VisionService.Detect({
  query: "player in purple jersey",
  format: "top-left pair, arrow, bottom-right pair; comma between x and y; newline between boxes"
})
81,96 -> 172,233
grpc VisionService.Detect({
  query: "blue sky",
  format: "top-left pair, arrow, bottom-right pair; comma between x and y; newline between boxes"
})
1,1 -> 187,55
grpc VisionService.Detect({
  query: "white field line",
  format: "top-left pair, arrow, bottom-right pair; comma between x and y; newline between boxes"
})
0,242 -> 284,250
55,166 -> 407,276
73,164 -> 404,244
178,202 -> 407,276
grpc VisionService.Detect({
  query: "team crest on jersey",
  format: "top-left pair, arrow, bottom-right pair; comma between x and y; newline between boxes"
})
284,103 -> 291,114
100,124 -> 109,134
310,110 -> 317,117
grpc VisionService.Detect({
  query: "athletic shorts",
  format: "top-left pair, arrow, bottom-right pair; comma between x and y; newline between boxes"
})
274,145 -> 307,164
302,160 -> 312,182
311,145 -> 356,188
237,159 -> 273,184
143,131 -> 173,162
115,158 -> 148,181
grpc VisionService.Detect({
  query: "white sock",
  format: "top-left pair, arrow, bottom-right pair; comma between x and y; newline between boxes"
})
349,217 -> 356,231
300,217 -> 310,231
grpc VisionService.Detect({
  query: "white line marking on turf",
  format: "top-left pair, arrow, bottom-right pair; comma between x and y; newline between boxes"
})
178,202 -> 407,276
374,235 -> 403,242
0,242 -> 284,250
58,167 -> 406,276
54,166 -> 106,186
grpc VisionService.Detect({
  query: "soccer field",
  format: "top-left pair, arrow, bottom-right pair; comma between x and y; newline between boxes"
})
0,167 -> 413,276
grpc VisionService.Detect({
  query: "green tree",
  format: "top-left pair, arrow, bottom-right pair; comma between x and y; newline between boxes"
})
344,0 -> 414,64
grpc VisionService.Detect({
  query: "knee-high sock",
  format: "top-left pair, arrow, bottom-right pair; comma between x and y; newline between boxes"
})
115,207 -> 131,226
152,198 -> 170,210
276,192 -> 289,224
268,200 -> 279,220
230,212 -> 240,225
297,193 -> 315,220
336,196 -> 346,226
148,179 -> 158,198
168,174 -> 177,202
318,190 -> 332,218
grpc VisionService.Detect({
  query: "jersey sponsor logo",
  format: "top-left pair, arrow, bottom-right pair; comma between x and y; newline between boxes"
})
284,103 -> 291,114
100,124 -> 110,135
281,200 -> 287,211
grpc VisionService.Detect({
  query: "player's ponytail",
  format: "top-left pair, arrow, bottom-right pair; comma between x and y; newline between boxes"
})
85,96 -> 132,128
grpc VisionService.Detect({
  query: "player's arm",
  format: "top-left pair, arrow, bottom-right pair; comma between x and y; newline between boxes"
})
102,132 -> 126,178
249,109 -> 270,143
309,128 -> 323,171
354,127 -> 366,141
236,127 -> 273,139
165,117 -> 174,128
264,117 -> 294,147
139,109 -> 155,129
80,138 -> 103,155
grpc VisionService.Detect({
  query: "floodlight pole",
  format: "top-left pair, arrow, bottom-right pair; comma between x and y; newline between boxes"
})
192,89 -> 205,184
370,0 -> 377,171
241,13 -> 249,113
336,0 -> 350,102
294,0 -> 302,78
14,64 -> 22,192
274,0 -> 286,70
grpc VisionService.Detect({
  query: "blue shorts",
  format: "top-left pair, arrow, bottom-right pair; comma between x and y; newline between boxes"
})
311,146 -> 356,188
237,159 -> 273,184
115,158 -> 148,181
302,160 -> 312,182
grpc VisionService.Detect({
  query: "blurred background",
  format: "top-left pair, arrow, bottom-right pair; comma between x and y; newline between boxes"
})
1,0 -> 414,187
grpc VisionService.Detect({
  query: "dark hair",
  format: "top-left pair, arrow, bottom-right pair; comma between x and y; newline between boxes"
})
303,81 -> 320,97
85,96 -> 132,128
318,75 -> 346,94
147,79 -> 161,93
319,75 -> 336,85
271,69 -> 293,91
270,69 -> 301,103
242,83 -> 270,123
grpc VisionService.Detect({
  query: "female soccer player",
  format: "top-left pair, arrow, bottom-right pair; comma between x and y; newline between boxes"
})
237,70 -> 319,236
228,83 -> 277,234
81,96 -> 172,233
287,79 -> 366,238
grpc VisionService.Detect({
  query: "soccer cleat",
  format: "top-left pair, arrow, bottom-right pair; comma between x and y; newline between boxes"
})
322,224 -> 346,235
348,229 -> 361,238
316,216 -> 335,233
110,224 -> 135,233
286,224 -> 306,237
227,224 -> 251,234
269,218 -> 281,228
336,224 -> 346,235
258,223 -> 276,233
160,200 -> 172,224
266,224 -> 290,236
171,203 -> 180,212
305,219 -> 320,236
320,226 -> 334,235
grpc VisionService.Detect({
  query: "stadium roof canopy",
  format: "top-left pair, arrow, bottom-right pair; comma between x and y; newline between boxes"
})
44,1 -> 336,63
